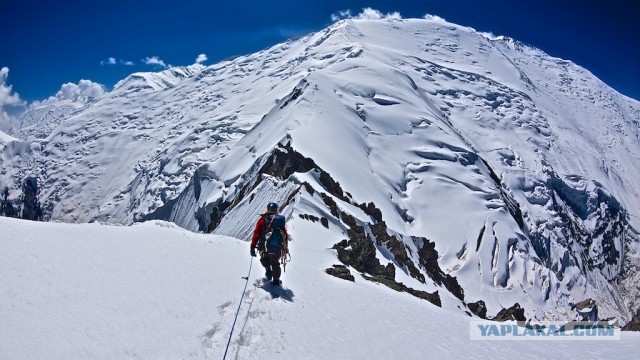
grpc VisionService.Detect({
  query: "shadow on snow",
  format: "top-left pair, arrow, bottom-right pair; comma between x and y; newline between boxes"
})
259,281 -> 295,302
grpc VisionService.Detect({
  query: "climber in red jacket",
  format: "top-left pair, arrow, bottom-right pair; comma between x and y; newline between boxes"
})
250,202 -> 288,286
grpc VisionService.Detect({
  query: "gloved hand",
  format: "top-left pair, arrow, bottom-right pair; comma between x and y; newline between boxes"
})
250,248 -> 256,257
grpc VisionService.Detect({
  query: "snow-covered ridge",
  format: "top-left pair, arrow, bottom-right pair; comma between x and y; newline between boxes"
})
0,130 -> 17,143
113,63 -> 205,93
2,18 -> 639,325
3,217 -> 639,359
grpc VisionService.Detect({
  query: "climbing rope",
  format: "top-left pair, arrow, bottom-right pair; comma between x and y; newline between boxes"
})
281,234 -> 291,273
281,247 -> 291,273
222,256 -> 253,360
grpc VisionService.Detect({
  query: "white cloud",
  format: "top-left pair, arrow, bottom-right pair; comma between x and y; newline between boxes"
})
331,7 -> 402,22
101,57 -> 135,66
0,74 -> 106,133
331,10 -> 352,21
0,68 -> 24,107
28,79 -> 106,109
357,8 -> 401,20
423,14 -> 448,23
54,79 -> 105,101
100,57 -> 116,65
478,31 -> 499,40
0,67 -> 26,133
144,56 -> 168,69
195,53 -> 208,64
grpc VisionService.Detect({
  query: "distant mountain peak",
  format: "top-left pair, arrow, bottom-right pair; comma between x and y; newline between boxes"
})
113,64 -> 205,93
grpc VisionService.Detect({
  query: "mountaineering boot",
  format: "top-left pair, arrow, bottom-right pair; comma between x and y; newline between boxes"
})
272,279 -> 281,286
265,268 -> 273,281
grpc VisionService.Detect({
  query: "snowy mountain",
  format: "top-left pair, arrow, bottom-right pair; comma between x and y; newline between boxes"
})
1,17 -> 639,327
2,217 -> 639,359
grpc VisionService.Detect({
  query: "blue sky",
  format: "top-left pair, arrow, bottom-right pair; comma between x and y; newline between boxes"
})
1,0 -> 639,103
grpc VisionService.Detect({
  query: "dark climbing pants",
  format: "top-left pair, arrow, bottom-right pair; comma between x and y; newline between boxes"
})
260,251 -> 281,281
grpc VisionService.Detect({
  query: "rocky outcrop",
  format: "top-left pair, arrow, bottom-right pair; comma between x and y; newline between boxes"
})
480,158 -> 526,232
332,234 -> 395,279
325,265 -> 355,282
416,236 -> 465,301
371,223 -> 425,283
336,197 -> 464,300
362,274 -> 441,307
622,309 -> 640,331
299,213 -> 320,223
315,166 -> 459,307
492,303 -> 527,322
278,79 -> 306,109
320,188 -> 462,305
573,298 -> 598,321
467,300 -> 488,319
201,141 -> 347,233
298,213 -> 329,229
0,178 -> 43,221
0,186 -> 18,218
332,235 -> 441,307
21,176 -> 43,221
357,201 -> 383,223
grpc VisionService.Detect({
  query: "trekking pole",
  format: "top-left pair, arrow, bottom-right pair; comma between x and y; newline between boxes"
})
222,256 -> 253,360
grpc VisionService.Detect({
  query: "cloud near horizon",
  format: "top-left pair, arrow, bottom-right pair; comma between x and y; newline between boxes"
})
330,9 -> 454,23
0,67 -> 26,133
54,80 -> 105,101
144,56 -> 169,69
423,14 -> 448,23
195,54 -> 208,64
331,7 -> 402,21
30,79 -> 107,109
0,68 -> 108,133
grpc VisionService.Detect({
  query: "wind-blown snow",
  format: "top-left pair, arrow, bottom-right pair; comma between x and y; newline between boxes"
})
1,217 -> 638,359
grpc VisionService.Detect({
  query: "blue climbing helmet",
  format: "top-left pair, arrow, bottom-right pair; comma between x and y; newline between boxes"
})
267,202 -> 279,212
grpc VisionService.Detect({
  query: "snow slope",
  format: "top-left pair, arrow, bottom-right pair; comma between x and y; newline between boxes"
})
2,217 -> 639,360
2,17 -> 639,326
0,130 -> 17,144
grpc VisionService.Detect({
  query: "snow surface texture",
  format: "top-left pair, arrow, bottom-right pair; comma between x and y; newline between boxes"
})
2,18 -> 639,324
2,217 -> 639,359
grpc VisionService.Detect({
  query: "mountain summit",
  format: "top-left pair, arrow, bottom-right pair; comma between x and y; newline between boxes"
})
2,17 -> 639,324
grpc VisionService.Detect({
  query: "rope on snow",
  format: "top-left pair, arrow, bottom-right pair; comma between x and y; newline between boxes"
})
222,256 -> 253,360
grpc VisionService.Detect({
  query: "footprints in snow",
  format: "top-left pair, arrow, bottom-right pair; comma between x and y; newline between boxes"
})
201,282 -> 291,356
201,301 -> 235,349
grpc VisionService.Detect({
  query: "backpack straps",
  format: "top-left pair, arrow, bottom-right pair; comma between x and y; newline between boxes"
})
259,214 -> 276,252
256,214 -> 269,252
264,214 -> 276,231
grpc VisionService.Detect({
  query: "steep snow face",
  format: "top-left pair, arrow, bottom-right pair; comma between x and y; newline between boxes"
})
14,100 -> 87,139
2,18 -> 639,323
